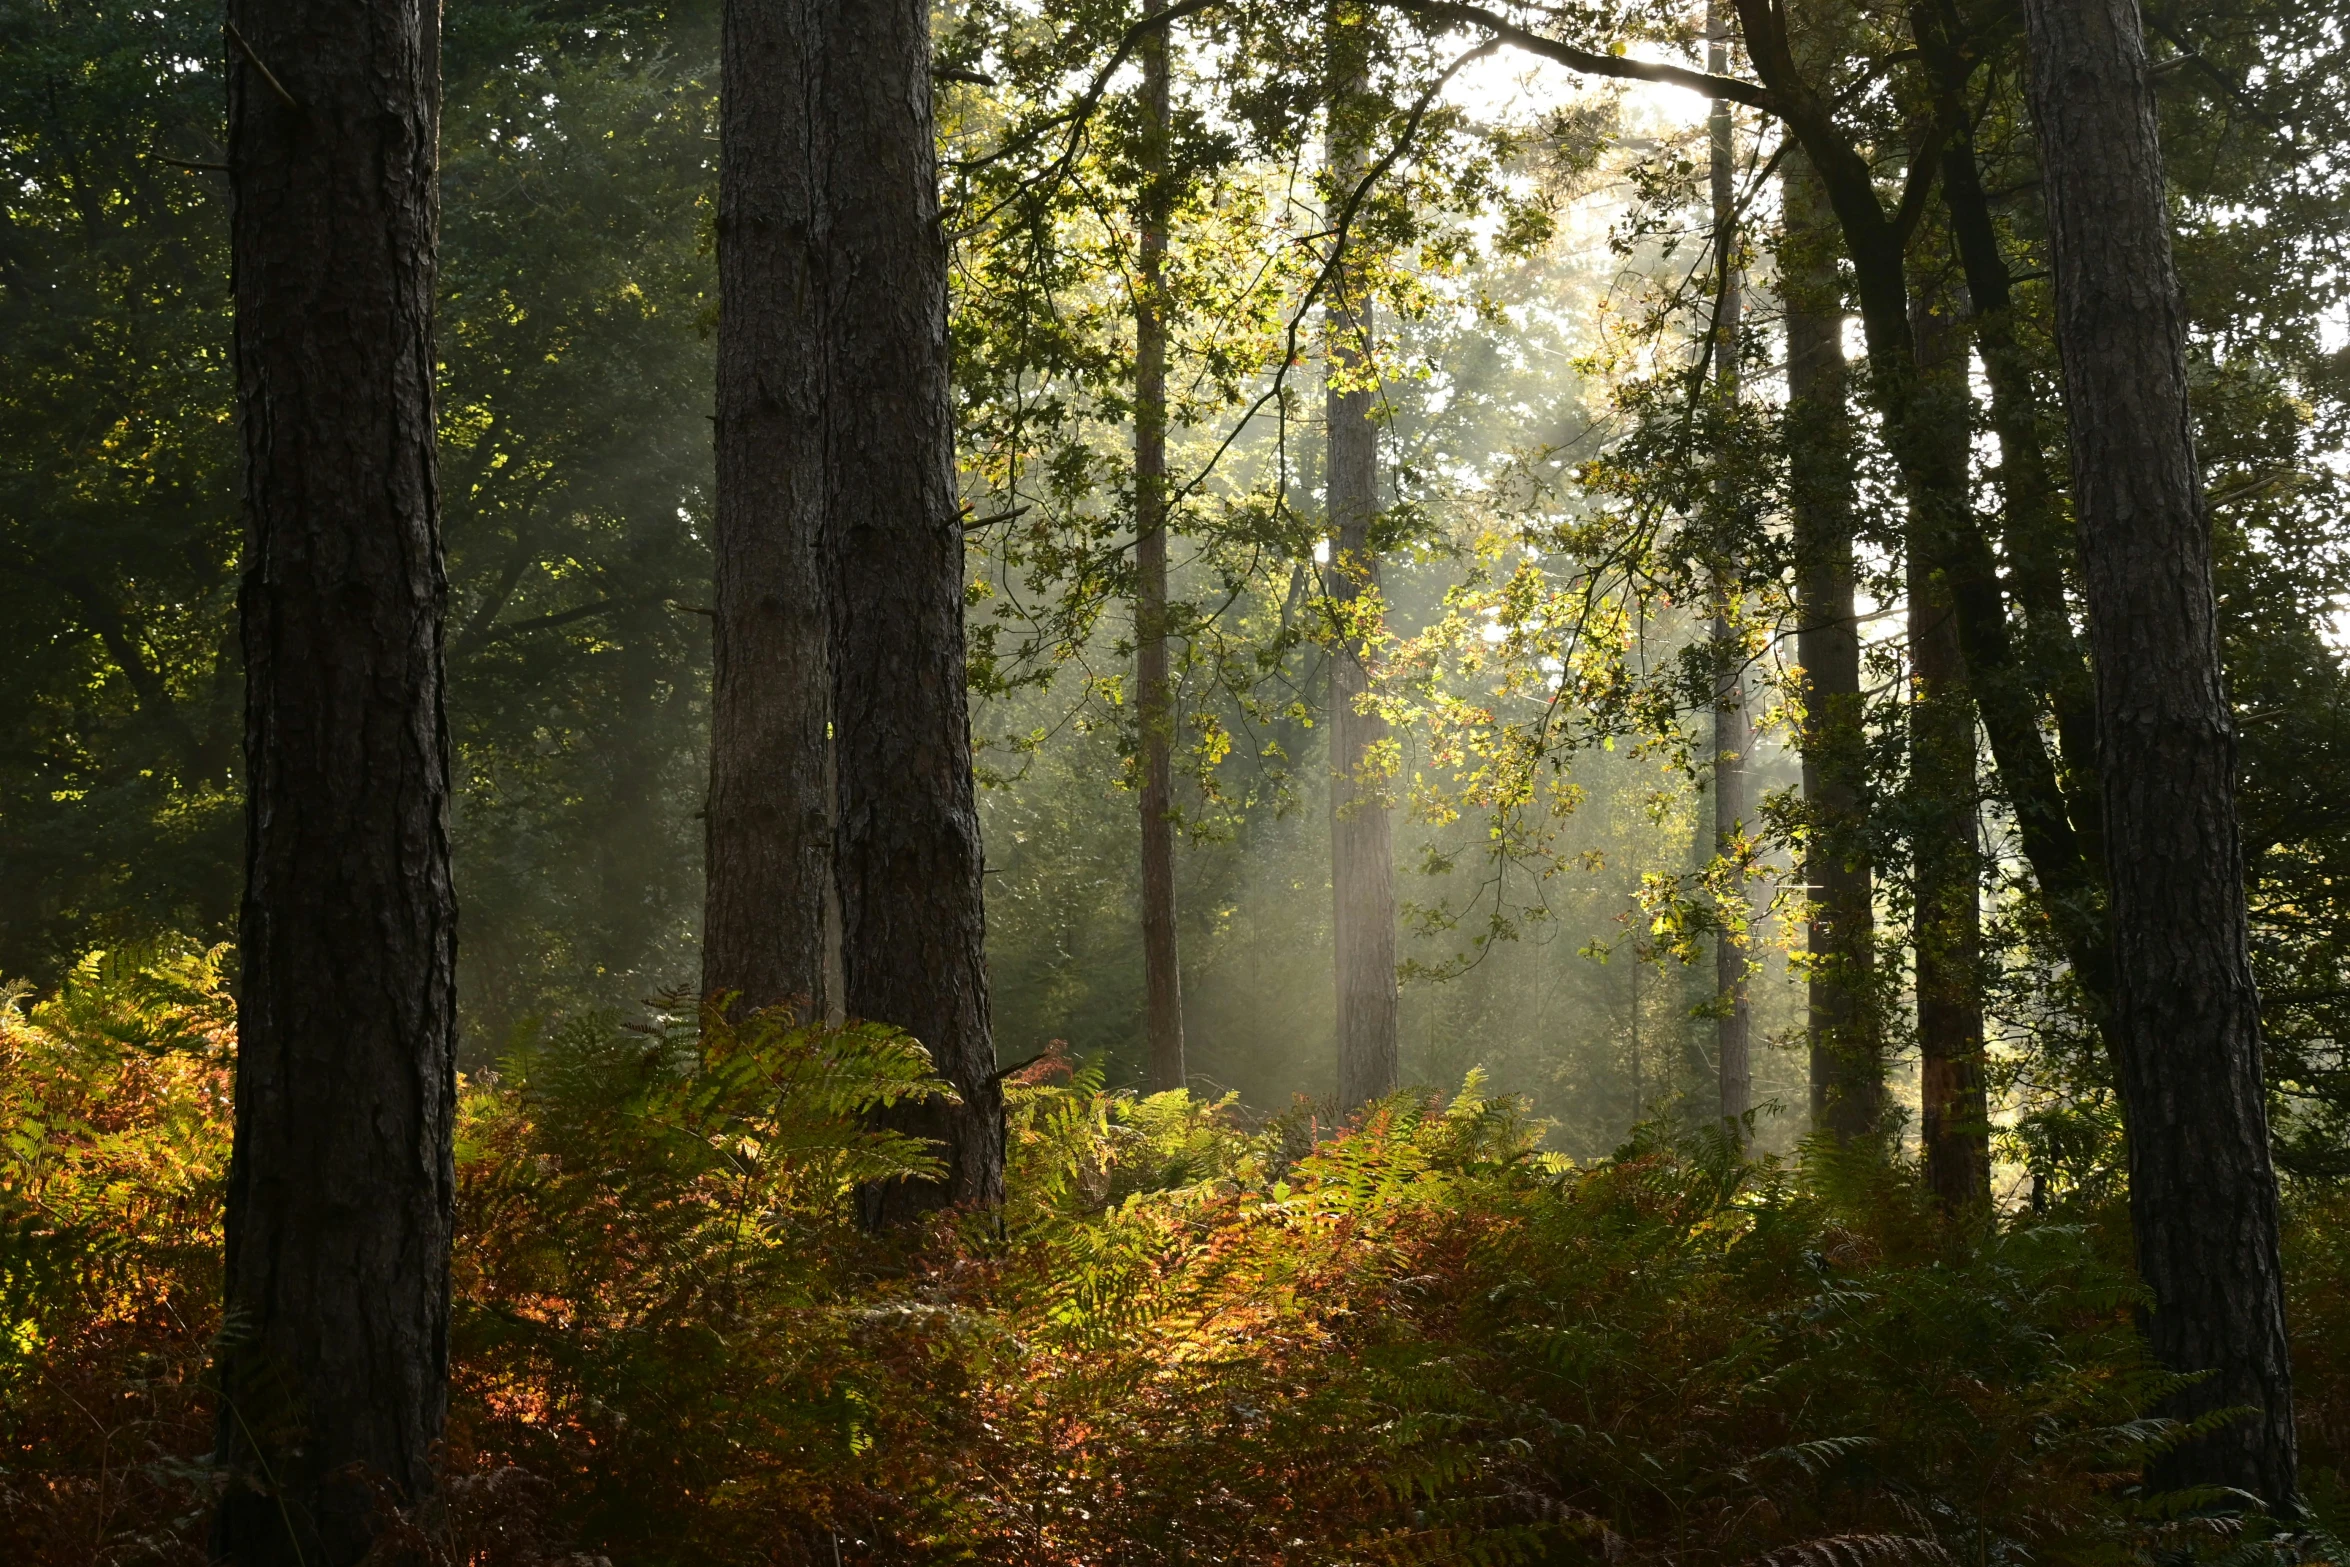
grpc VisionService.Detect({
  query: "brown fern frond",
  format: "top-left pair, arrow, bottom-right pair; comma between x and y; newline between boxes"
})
1745,1535 -> 1957,1567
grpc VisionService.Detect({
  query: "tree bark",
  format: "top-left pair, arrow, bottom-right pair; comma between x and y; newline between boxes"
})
1135,0 -> 1187,1095
799,0 -> 1004,1224
1707,0 -> 1751,1133
1783,151 -> 1880,1141
2022,0 -> 2297,1507
705,0 -> 835,1019
1326,19 -> 1400,1111
1908,270 -> 1990,1209
214,0 -> 455,1559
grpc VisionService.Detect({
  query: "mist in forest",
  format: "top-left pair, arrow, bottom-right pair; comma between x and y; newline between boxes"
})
394,84 -> 1810,1164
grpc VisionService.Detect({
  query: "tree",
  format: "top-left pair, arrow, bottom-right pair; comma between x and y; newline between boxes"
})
1704,0 -> 1751,1132
814,0 -> 1005,1221
1326,4 -> 1401,1111
1134,0 -> 1188,1094
0,4 -> 240,980
212,0 -> 456,1559
704,0 -> 834,1017
1783,151 -> 1878,1140
2022,0 -> 2297,1506
1908,261 -> 1989,1207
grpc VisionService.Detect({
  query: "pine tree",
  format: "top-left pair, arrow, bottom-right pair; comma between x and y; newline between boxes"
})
213,0 -> 456,1558
2024,0 -> 2298,1506
704,0 -> 836,1020
1326,2 -> 1400,1110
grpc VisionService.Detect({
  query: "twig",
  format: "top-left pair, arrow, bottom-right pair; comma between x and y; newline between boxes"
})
224,21 -> 299,111
153,153 -> 230,172
962,504 -> 1033,530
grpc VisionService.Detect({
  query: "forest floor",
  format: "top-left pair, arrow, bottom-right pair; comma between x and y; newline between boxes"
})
4,942 -> 2347,1566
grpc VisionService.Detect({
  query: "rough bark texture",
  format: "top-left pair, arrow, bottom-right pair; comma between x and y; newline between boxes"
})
758,0 -> 1003,1224
1135,0 -> 1187,1095
1783,152 -> 1879,1140
1326,34 -> 1399,1112
214,0 -> 455,1560
2023,0 -> 2297,1507
1908,273 -> 1990,1210
1706,7 -> 1751,1131
705,0 -> 834,1019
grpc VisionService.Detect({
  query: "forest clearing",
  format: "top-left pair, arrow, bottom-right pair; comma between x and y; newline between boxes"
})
3,0 -> 2348,1560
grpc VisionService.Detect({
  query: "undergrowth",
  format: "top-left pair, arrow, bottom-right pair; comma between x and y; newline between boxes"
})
2,942 -> 2345,1565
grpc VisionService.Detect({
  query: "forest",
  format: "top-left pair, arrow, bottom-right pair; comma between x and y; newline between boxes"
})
3,0 -> 2348,1560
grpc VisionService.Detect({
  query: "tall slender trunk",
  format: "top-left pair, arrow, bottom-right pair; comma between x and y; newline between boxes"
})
1934,142 -> 2101,855
1135,0 -> 1186,1095
2023,0 -> 2297,1506
705,0 -> 833,1018
1728,0 -> 2114,1024
1326,11 -> 1399,1110
1783,152 -> 1879,1140
1916,0 -> 2102,863
1908,269 -> 1990,1208
1707,0 -> 1751,1132
214,0 -> 454,1559
772,0 -> 1002,1224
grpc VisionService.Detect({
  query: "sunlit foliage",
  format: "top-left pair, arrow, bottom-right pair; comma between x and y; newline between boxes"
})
4,949 -> 2346,1562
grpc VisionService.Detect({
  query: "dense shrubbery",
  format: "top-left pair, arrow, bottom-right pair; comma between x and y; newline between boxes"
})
3,943 -> 2346,1565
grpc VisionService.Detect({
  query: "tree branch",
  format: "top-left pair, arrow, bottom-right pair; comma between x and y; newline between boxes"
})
473,593 -> 672,648
1364,0 -> 1778,113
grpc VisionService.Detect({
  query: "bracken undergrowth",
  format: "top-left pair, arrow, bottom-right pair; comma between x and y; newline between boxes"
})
2,941 -> 2346,1566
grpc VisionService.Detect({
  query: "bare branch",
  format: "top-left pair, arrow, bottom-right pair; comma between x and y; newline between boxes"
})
1363,0 -> 1778,114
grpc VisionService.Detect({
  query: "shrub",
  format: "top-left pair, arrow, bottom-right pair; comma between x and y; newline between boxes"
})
2,947 -> 2342,1566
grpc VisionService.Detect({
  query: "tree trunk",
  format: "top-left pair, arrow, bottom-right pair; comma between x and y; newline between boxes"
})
705,0 -> 835,1019
214,0 -> 455,1559
1135,0 -> 1187,1095
807,0 -> 1003,1226
1707,2 -> 1751,1133
1909,0 -> 2108,938
1783,151 -> 1879,1141
2023,0 -> 2298,1506
1928,108 -> 2102,860
1730,0 -> 2115,1026
1326,28 -> 1400,1112
1908,271 -> 1990,1209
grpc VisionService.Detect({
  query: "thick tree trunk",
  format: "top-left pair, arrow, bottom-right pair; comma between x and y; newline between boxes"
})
1707,6 -> 1751,1132
214,0 -> 455,1560
1783,152 -> 1879,1140
1908,275 -> 1990,1209
740,0 -> 1003,1224
1326,32 -> 1400,1111
1135,0 -> 1187,1095
2023,0 -> 2297,1507
705,0 -> 834,1018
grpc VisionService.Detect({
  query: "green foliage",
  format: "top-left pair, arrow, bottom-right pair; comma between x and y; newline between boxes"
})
0,0 -> 243,976
11,955 -> 2343,1565
0,0 -> 720,1040
0,941 -> 228,1564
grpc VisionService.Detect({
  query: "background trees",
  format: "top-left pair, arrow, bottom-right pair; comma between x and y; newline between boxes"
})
2,0 -> 2350,1556
5,0 -> 2350,1536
